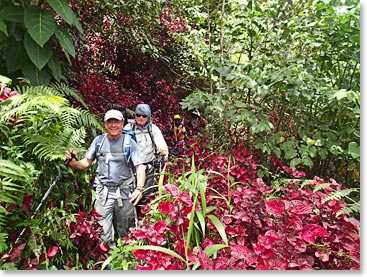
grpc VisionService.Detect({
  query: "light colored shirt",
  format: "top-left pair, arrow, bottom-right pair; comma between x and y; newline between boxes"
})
124,122 -> 168,164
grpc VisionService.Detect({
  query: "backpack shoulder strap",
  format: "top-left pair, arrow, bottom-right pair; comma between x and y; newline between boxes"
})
122,130 -> 137,174
148,123 -> 157,152
95,133 -> 107,160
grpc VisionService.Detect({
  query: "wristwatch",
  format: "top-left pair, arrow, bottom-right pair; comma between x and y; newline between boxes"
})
136,186 -> 144,192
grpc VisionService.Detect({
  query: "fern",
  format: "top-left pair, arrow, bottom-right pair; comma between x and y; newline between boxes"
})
321,188 -> 359,204
50,82 -> 89,109
336,202 -> 360,217
0,84 -> 104,163
0,159 -> 29,228
312,182 -> 332,192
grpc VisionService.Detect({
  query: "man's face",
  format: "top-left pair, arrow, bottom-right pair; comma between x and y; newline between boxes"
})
104,119 -> 124,139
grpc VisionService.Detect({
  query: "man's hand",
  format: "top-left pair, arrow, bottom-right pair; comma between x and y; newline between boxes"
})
158,147 -> 168,159
129,189 -> 143,206
65,149 -> 78,161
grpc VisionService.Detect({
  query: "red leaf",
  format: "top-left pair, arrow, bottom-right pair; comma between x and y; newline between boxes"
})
47,246 -> 59,258
134,249 -> 148,260
154,220 -> 167,233
301,224 -> 329,243
288,218 -> 304,231
290,204 -> 313,215
212,257 -> 229,270
99,243 -> 109,252
158,201 -> 175,214
265,230 -> 280,242
265,199 -> 285,214
165,184 -> 179,197
194,246 -> 211,269
178,191 -> 192,205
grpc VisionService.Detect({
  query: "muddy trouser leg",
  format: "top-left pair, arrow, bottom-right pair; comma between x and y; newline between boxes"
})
94,186 -> 116,249
114,199 -> 135,238
140,164 -> 155,205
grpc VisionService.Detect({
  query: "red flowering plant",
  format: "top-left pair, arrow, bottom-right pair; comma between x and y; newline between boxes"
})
0,75 -> 20,101
106,137 -> 359,270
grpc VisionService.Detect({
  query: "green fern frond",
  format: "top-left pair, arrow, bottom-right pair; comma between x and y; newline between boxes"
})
16,85 -> 62,96
313,182 -> 331,192
336,202 -> 360,217
68,127 -> 88,148
23,128 -> 87,162
0,159 -> 30,182
0,160 -> 27,227
0,232 -> 9,253
76,108 -> 104,130
321,188 -> 359,204
50,82 -> 89,109
1,94 -> 68,122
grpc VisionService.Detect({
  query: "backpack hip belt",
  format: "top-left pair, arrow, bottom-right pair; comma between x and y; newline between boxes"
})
96,176 -> 135,207
95,175 -> 135,190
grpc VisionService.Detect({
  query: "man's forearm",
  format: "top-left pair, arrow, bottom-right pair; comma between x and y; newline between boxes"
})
135,164 -> 146,188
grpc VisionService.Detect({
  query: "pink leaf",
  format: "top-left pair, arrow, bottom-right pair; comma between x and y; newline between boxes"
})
288,218 -> 304,231
302,224 -> 329,243
158,201 -> 175,214
165,184 -> 179,197
178,191 -> 192,205
47,246 -> 58,258
290,204 -> 313,215
265,230 -> 280,242
154,220 -> 167,233
265,199 -> 285,214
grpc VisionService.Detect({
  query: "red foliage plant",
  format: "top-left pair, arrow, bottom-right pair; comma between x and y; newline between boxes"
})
124,137 -> 360,270
68,8 -> 187,136
67,210 -> 109,269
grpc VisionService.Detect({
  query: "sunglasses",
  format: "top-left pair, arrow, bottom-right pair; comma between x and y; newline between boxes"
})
135,114 -> 148,118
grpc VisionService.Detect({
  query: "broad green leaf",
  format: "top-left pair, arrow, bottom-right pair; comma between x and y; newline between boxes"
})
0,20 -> 8,36
331,89 -> 348,101
55,28 -> 76,57
48,0 -> 75,25
70,13 -> 83,34
47,55 -> 63,82
284,149 -> 298,160
5,42 -> 28,72
290,158 -> 302,168
204,244 -> 229,256
302,156 -> 313,168
348,141 -> 360,159
24,34 -> 53,70
24,7 -> 56,47
0,5 -> 24,23
23,62 -> 51,86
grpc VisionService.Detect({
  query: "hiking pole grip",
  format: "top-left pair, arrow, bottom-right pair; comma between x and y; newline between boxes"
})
64,152 -> 77,166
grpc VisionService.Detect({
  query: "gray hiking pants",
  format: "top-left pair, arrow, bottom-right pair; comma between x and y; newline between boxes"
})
94,184 -> 135,249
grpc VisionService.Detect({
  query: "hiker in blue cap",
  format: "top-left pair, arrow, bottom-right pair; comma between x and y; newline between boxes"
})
124,104 -> 168,212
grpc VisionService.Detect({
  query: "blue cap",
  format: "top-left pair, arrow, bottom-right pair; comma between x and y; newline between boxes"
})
135,104 -> 151,120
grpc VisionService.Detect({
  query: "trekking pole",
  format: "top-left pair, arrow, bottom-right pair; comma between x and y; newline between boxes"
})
128,183 -> 139,229
14,155 -> 75,244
